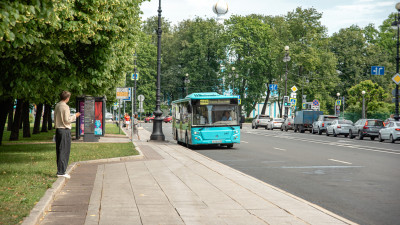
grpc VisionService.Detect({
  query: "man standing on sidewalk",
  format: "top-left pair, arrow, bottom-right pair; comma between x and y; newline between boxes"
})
54,91 -> 81,179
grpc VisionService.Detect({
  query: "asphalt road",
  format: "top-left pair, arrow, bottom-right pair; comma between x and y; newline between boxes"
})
141,122 -> 400,225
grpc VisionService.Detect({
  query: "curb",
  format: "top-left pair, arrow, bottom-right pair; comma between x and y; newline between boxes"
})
21,140 -> 144,225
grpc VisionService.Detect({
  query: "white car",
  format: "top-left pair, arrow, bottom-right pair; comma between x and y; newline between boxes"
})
267,118 -> 285,130
326,120 -> 353,137
379,121 -> 400,143
252,115 -> 270,129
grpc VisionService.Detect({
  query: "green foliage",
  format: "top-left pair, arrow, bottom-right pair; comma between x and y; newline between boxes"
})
347,80 -> 392,116
223,15 -> 273,116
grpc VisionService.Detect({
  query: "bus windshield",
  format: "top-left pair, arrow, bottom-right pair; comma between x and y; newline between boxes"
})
193,105 -> 238,126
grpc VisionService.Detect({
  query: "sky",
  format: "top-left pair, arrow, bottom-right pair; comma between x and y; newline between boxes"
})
139,0 -> 395,35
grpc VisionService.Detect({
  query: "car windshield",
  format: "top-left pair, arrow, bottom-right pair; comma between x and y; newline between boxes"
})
193,105 -> 238,126
338,120 -> 353,125
325,116 -> 338,121
259,115 -> 269,119
367,120 -> 383,126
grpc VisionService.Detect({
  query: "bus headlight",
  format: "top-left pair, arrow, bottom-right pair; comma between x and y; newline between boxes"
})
234,130 -> 239,134
194,131 -> 199,135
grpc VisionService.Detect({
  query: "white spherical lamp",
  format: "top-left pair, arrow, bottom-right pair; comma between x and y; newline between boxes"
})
212,0 -> 229,22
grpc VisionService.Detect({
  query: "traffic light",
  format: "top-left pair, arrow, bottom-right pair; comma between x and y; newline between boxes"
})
283,96 -> 290,107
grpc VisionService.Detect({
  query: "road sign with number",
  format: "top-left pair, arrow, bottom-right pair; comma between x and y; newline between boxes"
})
116,87 -> 131,101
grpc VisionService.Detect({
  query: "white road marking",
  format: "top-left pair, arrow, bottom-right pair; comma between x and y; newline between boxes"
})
329,159 -> 353,165
273,147 -> 287,151
241,141 -> 249,143
243,130 -> 400,155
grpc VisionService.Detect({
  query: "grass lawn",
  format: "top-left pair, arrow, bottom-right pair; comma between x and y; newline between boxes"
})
0,140 -> 138,225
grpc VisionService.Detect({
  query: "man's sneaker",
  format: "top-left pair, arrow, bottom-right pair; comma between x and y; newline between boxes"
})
57,174 -> 71,179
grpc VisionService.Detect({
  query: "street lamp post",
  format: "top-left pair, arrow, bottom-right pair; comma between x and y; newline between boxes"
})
231,67 -> 235,95
362,90 -> 366,119
283,46 -> 291,117
392,2 -> 400,121
336,93 -> 340,117
184,73 -> 190,96
150,0 -> 165,141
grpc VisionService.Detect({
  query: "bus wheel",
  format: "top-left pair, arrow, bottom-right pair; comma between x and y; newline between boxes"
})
226,144 -> 233,149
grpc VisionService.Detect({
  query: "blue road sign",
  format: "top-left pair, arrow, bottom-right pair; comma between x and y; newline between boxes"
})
336,100 -> 341,106
312,99 -> 319,106
122,88 -> 131,101
371,66 -> 384,75
290,98 -> 296,105
269,84 -> 278,91
237,95 -> 241,105
131,73 -> 140,80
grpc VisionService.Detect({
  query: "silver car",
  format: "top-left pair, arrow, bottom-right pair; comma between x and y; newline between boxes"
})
379,121 -> 400,143
252,115 -> 270,129
267,118 -> 285,130
326,120 -> 353,137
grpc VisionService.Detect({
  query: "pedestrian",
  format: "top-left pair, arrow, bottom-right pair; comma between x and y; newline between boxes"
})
54,91 -> 81,179
125,113 -> 130,129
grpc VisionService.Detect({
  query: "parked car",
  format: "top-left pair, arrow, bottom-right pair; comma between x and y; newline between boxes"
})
326,120 -> 353,137
281,118 -> 294,131
348,119 -> 385,140
145,115 -> 154,123
163,116 -> 172,123
312,115 -> 339,135
379,121 -> 400,143
252,115 -> 270,129
267,118 -> 285,130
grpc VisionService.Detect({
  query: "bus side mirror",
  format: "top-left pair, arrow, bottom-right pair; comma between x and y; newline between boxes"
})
240,115 -> 245,123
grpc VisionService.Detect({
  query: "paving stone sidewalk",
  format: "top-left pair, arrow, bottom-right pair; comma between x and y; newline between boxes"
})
36,128 -> 356,225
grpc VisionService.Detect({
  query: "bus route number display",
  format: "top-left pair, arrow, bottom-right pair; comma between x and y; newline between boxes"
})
200,99 -> 230,105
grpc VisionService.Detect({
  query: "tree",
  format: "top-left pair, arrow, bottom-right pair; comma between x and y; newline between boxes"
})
347,80 -> 391,116
223,15 -> 273,116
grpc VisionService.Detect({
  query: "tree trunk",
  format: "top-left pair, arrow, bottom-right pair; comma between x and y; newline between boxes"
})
7,103 -> 13,131
0,99 -> 13,145
41,104 -> 49,132
33,103 -> 43,134
9,99 -> 23,141
22,101 -> 31,138
47,104 -> 53,130
261,88 -> 271,115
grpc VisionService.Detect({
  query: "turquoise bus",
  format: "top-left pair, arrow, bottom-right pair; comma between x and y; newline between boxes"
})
172,92 -> 240,148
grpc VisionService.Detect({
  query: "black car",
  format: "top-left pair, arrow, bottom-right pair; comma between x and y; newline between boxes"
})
349,119 -> 385,140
